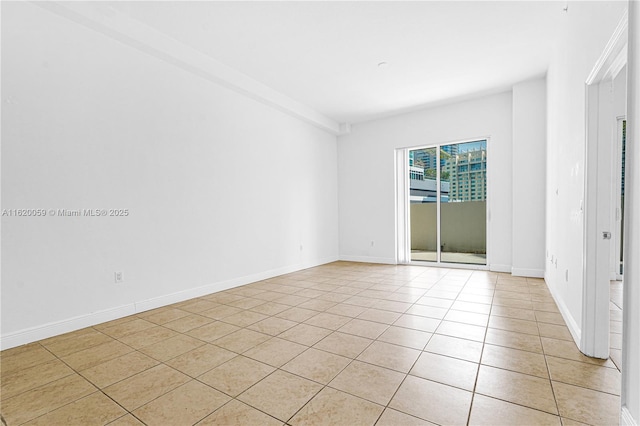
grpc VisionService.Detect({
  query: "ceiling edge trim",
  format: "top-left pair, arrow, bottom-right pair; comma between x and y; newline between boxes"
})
33,1 -> 342,136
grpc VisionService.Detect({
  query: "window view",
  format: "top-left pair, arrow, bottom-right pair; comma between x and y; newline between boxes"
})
410,140 -> 487,265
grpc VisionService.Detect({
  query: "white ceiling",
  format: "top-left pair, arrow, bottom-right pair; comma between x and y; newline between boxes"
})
109,1 -> 563,124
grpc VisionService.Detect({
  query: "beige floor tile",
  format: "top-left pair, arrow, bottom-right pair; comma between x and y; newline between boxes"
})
203,292 -> 254,304
139,334 -> 205,362
243,337 -> 307,367
424,333 -> 483,363
278,323 -> 333,346
1,374 -> 96,425
211,328 -> 271,353
378,326 -> 432,350
290,387 -> 383,426
142,308 -> 191,325
298,299 -> 337,311
1,359 -> 74,400
357,341 -> 421,373
162,314 -> 214,333
492,297 -> 533,310
405,304 -> 448,319
457,293 -> 494,304
198,355 -> 275,396
221,310 -> 270,327
326,303 -> 368,317
546,356 -> 620,395
481,344 -> 549,378
489,315 -> 539,335
494,289 -> 532,300
41,329 -> 114,357
553,381 -> 620,425
238,370 -> 322,422
560,418 -> 591,426
133,380 -> 229,425
2,342 -> 49,358
535,311 -> 566,325
469,394 -> 561,426
100,318 -> 156,339
410,351 -> 478,391
0,345 -> 57,377
541,337 -> 615,367
337,318 -> 389,339
107,414 -> 145,425
250,301 -> 291,315
327,291 -> 362,301
61,340 -> 133,371
357,308 -> 403,324
80,351 -> 159,388
186,321 -> 240,342
491,305 -> 537,321
475,365 -> 558,414
538,322 -> 574,341
273,294 -> 312,306
197,399 -> 282,425
344,295 -> 379,308
485,328 -> 543,353
247,316 -> 297,336
282,348 -> 350,384
313,332 -> 373,358
389,375 -> 473,425
275,306 -> 320,322
23,391 -> 126,426
444,310 -> 489,327
369,298 -> 412,312
103,364 -> 190,411
328,360 -> 405,405
228,297 -> 267,310
200,304 -> 244,319
393,314 -> 440,333
305,312 -> 352,330
533,301 -> 560,313
450,301 -> 492,315
118,325 -> 179,349
165,344 -> 236,377
376,408 -> 435,426
93,316 -> 138,331
435,320 -> 486,342
174,299 -> 220,313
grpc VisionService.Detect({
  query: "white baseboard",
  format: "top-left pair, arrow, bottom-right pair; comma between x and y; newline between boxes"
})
338,255 -> 397,265
489,264 -> 511,273
511,267 -> 545,278
0,256 -> 338,350
621,407 -> 638,426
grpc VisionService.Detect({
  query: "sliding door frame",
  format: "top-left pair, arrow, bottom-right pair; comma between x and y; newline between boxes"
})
396,137 -> 490,270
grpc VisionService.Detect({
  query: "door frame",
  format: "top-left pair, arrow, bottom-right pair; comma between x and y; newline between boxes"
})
582,14 -> 627,358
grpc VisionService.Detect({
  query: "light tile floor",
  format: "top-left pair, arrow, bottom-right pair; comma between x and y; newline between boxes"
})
0,262 -> 621,425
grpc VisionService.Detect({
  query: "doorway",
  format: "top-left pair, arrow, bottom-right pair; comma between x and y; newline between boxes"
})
409,139 -> 487,265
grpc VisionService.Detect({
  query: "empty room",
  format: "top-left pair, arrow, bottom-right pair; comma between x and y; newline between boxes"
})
1,1 -> 639,425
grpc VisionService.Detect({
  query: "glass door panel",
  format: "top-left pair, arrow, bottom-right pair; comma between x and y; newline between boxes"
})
440,141 -> 487,264
410,147 -> 438,262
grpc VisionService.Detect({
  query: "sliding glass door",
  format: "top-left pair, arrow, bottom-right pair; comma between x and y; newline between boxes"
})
409,140 -> 487,265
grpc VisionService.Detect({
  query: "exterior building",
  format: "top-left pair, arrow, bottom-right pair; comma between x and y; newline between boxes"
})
443,148 -> 487,202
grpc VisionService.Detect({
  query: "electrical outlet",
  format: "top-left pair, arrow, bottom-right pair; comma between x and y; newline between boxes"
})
114,271 -> 124,284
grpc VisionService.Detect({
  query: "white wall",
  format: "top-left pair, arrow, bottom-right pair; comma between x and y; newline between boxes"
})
338,92 -> 514,270
622,1 -> 639,423
545,0 -> 628,343
1,2 -> 339,348
512,78 -> 547,277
